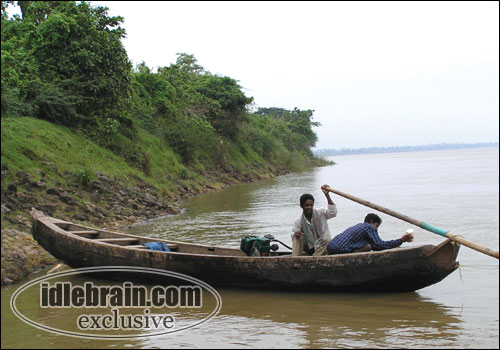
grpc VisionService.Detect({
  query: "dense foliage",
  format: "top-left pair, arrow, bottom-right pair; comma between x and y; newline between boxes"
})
2,1 -> 323,173
2,1 -> 131,128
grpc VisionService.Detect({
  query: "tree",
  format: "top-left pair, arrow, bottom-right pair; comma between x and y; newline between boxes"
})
193,74 -> 253,138
1,1 -> 39,117
254,107 -> 289,119
134,62 -> 178,122
2,1 -> 132,127
253,107 -> 320,148
284,108 -> 320,147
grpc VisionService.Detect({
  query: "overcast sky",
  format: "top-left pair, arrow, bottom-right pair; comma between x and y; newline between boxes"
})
15,1 -> 500,149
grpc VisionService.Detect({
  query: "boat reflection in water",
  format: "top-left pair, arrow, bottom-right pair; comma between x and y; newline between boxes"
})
2,273 -> 462,349
141,288 -> 462,349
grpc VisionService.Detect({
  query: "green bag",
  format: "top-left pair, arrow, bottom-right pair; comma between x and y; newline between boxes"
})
240,235 -> 271,256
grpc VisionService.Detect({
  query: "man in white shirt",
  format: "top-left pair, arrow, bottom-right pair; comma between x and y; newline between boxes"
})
291,185 -> 338,256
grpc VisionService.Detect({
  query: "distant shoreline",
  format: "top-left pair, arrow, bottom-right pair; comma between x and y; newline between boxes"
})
314,142 -> 499,157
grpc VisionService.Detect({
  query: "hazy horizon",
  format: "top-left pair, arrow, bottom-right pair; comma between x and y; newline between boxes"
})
313,140 -> 499,151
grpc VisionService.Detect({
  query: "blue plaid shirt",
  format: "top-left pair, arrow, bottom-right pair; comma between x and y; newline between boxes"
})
327,222 -> 403,254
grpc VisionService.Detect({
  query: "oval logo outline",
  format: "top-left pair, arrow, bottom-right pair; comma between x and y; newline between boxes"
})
10,266 -> 222,339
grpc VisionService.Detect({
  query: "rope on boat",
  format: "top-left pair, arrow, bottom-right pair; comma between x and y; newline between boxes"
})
447,234 -> 464,242
457,263 -> 464,285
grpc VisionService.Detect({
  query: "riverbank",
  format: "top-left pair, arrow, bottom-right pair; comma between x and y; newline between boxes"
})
0,164 -> 295,286
1,116 -> 331,286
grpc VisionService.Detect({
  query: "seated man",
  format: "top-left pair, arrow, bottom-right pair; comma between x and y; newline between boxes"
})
291,185 -> 338,256
327,213 -> 413,255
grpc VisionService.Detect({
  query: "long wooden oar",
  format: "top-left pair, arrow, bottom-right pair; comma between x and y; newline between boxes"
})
324,186 -> 499,260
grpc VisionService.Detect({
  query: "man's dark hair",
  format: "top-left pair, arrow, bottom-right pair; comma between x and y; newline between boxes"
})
300,194 -> 314,208
364,213 -> 382,224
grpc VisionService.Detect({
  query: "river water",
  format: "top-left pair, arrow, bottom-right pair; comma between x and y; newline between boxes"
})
2,147 -> 499,348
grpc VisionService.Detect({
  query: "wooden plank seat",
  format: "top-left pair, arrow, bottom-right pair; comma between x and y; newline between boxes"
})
68,230 -> 99,238
124,243 -> 179,251
95,238 -> 139,245
124,245 -> 149,249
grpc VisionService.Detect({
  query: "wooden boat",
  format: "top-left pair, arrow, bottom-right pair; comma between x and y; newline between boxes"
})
30,209 -> 460,292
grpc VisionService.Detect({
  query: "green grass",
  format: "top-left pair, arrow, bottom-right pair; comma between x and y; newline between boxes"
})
1,117 -> 173,194
1,116 -> 331,204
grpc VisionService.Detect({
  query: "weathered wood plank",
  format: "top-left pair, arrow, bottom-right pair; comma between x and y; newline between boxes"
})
95,238 -> 139,245
67,230 -> 99,237
124,245 -> 148,249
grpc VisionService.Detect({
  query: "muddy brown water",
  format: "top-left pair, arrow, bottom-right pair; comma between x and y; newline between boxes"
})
2,147 -> 498,348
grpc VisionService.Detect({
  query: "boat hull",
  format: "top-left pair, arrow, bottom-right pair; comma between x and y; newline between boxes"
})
31,210 -> 460,292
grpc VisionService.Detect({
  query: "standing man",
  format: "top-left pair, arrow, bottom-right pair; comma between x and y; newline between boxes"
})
326,213 -> 414,255
292,184 -> 338,256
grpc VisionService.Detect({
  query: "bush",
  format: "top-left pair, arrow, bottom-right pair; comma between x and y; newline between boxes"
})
105,134 -> 152,175
76,168 -> 95,188
2,1 -> 132,129
193,75 -> 253,139
246,127 -> 276,159
163,115 -> 221,165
